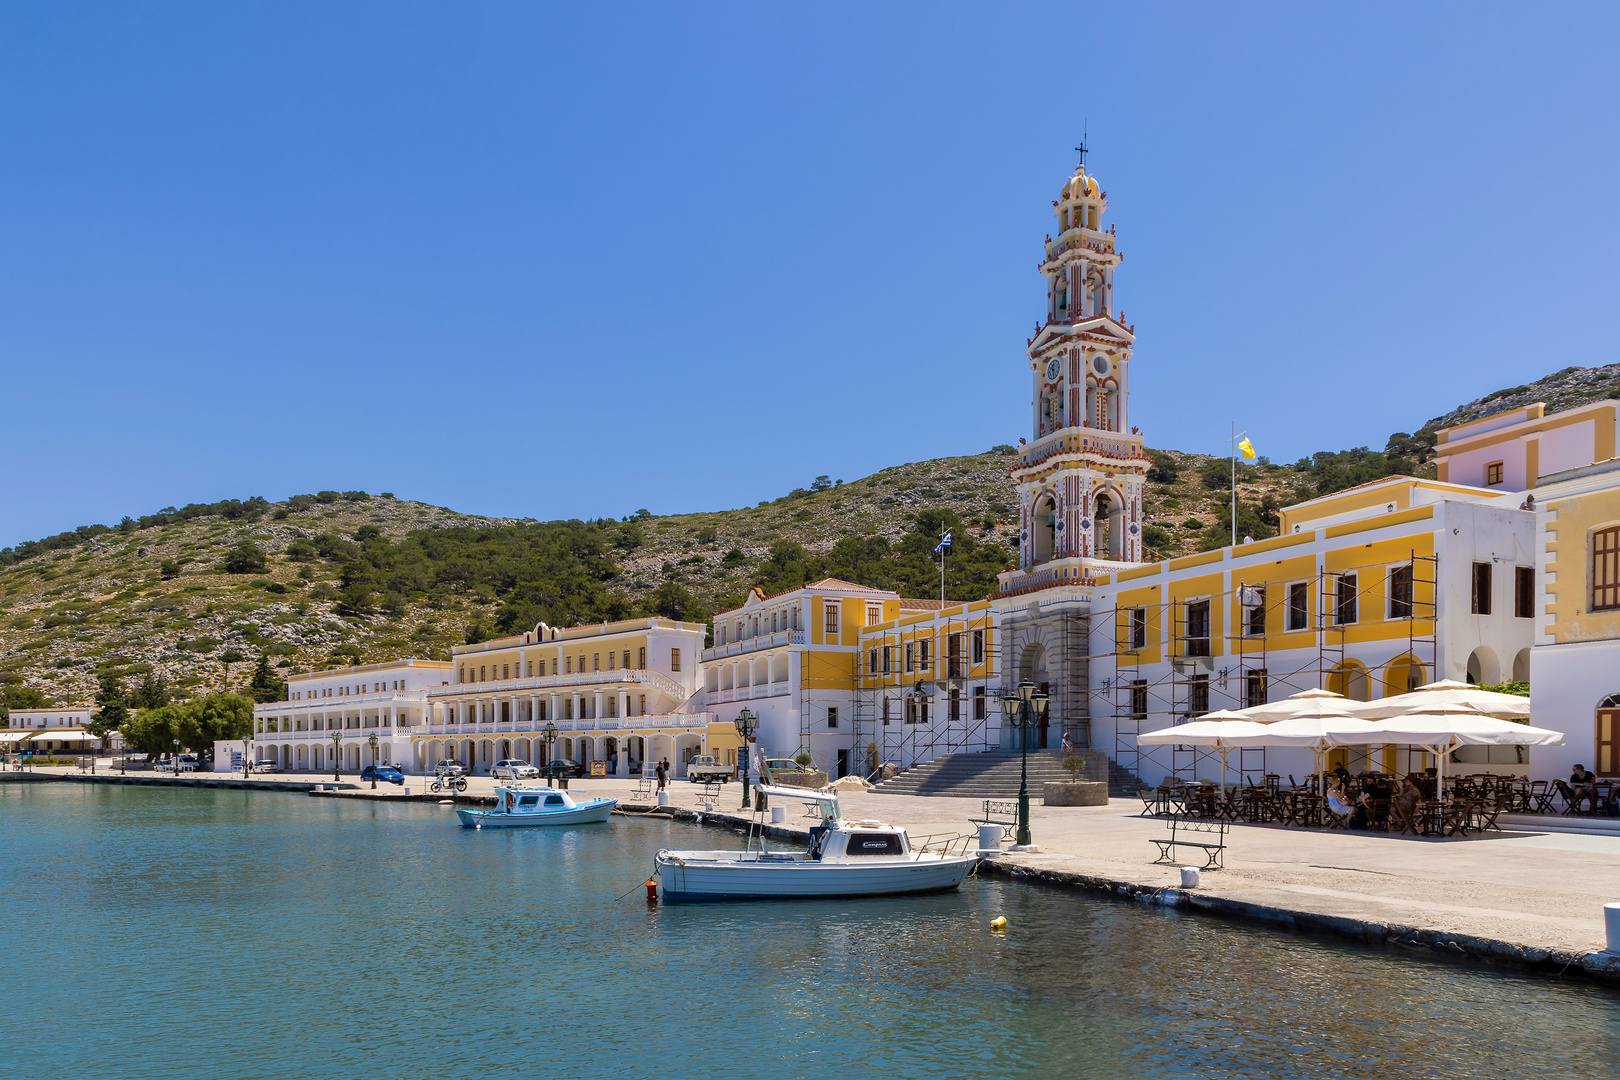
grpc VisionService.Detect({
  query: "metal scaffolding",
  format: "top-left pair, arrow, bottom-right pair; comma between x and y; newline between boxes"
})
1094,551 -> 1439,786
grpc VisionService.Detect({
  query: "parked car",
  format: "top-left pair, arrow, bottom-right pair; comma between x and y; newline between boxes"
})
432,760 -> 467,777
491,759 -> 540,781
252,760 -> 280,774
685,755 -> 731,783
360,764 -> 405,785
541,758 -> 584,779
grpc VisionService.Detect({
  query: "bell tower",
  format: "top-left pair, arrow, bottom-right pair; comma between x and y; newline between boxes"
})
1006,156 -> 1149,580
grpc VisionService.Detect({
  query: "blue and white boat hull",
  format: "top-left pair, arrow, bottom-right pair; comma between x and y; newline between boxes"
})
457,796 -> 616,828
654,850 -> 974,901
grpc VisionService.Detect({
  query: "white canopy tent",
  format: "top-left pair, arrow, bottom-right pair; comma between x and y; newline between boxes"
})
1225,687 -> 1352,724
1338,713 -> 1564,798
1343,680 -> 1531,722
34,729 -> 99,744
1251,713 -> 1390,796
1136,714 -> 1274,790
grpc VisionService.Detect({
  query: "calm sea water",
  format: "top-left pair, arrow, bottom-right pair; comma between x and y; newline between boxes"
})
3,783 -> 1616,1080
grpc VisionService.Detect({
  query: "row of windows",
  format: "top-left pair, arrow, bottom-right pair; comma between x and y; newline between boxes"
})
441,693 -> 648,724
458,648 -> 671,684
866,630 -> 987,676
291,679 -> 407,702
720,607 -> 803,645
1124,563 -> 1535,653
876,686 -> 992,725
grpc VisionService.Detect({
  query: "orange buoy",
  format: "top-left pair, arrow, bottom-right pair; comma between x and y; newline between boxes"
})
645,879 -> 658,902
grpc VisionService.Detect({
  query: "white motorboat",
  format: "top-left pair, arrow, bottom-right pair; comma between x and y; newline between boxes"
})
456,786 -> 616,829
654,785 -> 976,901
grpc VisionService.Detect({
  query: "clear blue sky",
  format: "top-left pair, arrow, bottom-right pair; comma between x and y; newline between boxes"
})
4,3 -> 1618,548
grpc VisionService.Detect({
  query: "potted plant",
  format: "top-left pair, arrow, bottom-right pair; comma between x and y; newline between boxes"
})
1044,753 -> 1108,806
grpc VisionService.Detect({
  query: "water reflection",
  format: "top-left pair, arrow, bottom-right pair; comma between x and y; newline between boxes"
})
2,783 -> 1615,1080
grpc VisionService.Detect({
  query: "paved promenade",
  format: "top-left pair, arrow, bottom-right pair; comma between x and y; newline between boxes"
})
12,766 -> 1620,977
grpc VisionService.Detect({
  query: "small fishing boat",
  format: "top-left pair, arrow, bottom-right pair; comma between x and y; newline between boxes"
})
456,785 -> 616,829
654,785 -> 976,901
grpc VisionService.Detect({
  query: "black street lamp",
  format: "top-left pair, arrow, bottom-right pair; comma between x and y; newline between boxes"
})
331,730 -> 343,782
733,707 -> 757,809
367,733 -> 379,789
540,721 -> 558,783
242,736 -> 253,780
1000,680 -> 1049,849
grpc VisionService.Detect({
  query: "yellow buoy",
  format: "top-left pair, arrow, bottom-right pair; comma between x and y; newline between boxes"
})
990,916 -> 1007,930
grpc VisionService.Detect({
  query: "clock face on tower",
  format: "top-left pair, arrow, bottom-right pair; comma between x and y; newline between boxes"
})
1045,358 -> 1062,383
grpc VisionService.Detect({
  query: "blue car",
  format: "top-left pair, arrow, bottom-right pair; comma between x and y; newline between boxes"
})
360,765 -> 405,785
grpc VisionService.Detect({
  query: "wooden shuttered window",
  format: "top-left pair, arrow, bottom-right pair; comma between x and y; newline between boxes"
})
1595,526 -> 1620,613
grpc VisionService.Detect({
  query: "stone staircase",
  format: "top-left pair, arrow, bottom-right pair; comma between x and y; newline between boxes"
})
869,749 -> 1149,800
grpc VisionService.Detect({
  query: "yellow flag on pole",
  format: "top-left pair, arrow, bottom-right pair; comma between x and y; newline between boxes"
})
1238,437 -> 1256,460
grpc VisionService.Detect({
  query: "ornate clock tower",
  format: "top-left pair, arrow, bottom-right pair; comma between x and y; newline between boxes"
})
1005,157 -> 1150,584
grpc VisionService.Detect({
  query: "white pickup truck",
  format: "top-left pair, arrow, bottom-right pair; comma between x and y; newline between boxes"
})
684,755 -> 731,783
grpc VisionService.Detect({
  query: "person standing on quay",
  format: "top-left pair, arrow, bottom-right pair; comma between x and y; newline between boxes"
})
655,759 -> 667,793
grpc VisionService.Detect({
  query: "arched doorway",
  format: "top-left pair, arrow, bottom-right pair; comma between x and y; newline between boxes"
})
1382,655 -> 1426,698
1465,647 -> 1500,685
1017,644 -> 1051,749
1511,648 -> 1530,683
1328,660 -> 1370,702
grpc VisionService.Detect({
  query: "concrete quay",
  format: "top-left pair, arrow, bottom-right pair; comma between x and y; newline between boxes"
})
10,767 -> 1620,982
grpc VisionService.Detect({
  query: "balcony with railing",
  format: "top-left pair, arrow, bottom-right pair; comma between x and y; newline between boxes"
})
701,629 -> 804,662
414,710 -> 714,738
994,556 -> 1135,599
1015,428 -> 1146,473
425,667 -> 688,702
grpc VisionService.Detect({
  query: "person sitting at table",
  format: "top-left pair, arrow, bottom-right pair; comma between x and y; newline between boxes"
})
1325,780 -> 1354,826
1394,778 -> 1422,820
1567,765 -> 1598,813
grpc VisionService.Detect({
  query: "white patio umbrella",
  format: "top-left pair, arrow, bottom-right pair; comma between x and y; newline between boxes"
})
1136,714 -> 1273,789
1344,679 -> 1531,721
1252,711 -> 1389,795
1344,712 -> 1564,798
1228,687 -> 1352,724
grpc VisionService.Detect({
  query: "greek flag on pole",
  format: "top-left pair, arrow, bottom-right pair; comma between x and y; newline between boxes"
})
934,530 -> 952,554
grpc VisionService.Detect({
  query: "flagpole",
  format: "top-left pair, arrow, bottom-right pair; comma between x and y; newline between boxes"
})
1231,420 -> 1237,548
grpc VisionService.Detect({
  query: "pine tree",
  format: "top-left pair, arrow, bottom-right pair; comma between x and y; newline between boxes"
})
247,657 -> 287,704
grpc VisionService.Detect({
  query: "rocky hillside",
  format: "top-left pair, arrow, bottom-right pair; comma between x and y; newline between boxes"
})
1424,362 -> 1620,431
4,364 -> 1609,710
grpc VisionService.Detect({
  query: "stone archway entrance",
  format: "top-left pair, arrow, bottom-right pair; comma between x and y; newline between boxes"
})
1017,644 -> 1051,750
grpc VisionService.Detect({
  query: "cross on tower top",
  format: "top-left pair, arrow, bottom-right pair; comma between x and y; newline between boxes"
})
1074,140 -> 1087,168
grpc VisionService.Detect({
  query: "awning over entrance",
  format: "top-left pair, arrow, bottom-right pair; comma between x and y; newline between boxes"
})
35,729 -> 98,743
0,730 -> 37,745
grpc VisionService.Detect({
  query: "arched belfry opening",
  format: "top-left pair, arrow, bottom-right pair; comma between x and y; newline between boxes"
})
1095,492 -> 1124,560
1033,495 -> 1057,564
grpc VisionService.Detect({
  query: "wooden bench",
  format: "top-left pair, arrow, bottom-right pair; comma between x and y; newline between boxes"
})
972,800 -> 1020,841
1150,812 -> 1227,870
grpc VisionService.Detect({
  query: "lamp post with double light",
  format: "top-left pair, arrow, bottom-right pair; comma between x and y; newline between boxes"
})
242,736 -> 253,779
331,730 -> 343,782
1000,680 -> 1049,849
367,733 -> 379,789
733,707 -> 757,809
540,721 -> 558,784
